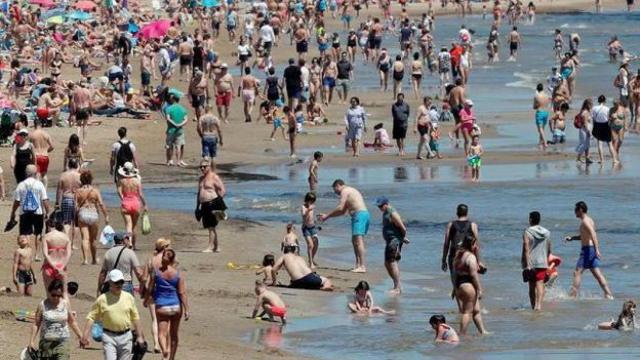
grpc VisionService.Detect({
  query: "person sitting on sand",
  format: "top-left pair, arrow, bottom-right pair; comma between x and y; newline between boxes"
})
347,280 -> 395,315
372,123 -> 392,150
599,300 -> 636,330
251,281 -> 287,324
257,254 -> 277,286
272,245 -> 333,291
429,314 -> 460,344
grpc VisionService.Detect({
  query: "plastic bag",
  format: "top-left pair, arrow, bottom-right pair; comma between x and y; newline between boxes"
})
142,212 -> 151,235
91,322 -> 103,342
99,225 -> 115,246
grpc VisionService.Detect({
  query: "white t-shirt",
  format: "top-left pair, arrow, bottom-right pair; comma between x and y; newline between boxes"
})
260,24 -> 275,43
591,104 -> 610,124
300,66 -> 310,87
15,177 -> 48,215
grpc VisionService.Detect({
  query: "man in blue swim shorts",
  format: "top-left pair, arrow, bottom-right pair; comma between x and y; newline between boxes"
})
565,201 -> 613,299
319,179 -> 369,273
533,83 -> 550,149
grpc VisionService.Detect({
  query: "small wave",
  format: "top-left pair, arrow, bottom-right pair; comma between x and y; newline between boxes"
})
560,23 -> 589,29
422,287 -> 438,293
250,199 -> 293,211
583,324 -> 596,331
506,71 -> 539,89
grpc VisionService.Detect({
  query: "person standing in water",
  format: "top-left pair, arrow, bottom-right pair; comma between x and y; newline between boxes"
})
508,26 -> 521,61
565,201 -> 614,299
319,179 -> 369,273
522,211 -> 551,311
375,196 -> 409,295
533,84 -> 550,150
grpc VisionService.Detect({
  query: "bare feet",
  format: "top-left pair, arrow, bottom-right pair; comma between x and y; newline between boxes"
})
350,267 -> 366,273
202,249 -> 214,253
388,288 -> 402,295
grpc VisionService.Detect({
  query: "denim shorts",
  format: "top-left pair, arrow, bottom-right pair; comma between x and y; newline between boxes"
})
202,136 -> 218,158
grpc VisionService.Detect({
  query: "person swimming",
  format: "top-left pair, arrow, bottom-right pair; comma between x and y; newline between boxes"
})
598,300 -> 636,330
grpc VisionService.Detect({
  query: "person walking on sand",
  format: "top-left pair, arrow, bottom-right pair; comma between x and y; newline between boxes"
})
319,179 -> 370,273
29,118 -> 54,188
110,127 -> 140,183
97,233 -> 144,296
533,84 -> 551,150
375,197 -> 409,295
522,211 -> 551,311
117,163 -> 147,250
196,159 -> 227,253
392,93 -> 410,157
56,159 -> 81,248
566,201 -> 614,299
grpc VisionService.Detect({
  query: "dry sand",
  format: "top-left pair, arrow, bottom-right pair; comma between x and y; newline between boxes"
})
0,2 -> 625,358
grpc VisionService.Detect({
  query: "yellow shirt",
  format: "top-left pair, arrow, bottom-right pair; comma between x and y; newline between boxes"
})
86,292 -> 140,332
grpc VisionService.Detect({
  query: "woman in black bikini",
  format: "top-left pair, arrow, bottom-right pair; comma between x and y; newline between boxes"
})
392,55 -> 404,99
453,234 -> 487,335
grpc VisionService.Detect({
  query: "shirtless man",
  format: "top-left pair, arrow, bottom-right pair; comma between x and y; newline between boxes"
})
508,26 -> 521,60
197,105 -> 223,168
178,36 -> 194,78
294,24 -> 310,60
533,83 -> 550,149
29,119 -> 54,189
214,63 -> 234,123
323,58 -> 338,106
196,160 -> 226,253
56,159 -> 81,248
70,82 -> 93,146
140,49 -> 154,96
238,67 -> 260,122
319,179 -> 370,273
448,79 -> 466,143
188,69 -> 209,123
37,86 -> 63,124
272,245 -> 333,290
552,77 -> 570,111
565,201 -> 614,299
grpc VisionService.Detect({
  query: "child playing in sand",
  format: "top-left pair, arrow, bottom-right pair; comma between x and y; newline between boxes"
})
256,254 -> 277,286
301,192 -> 320,269
467,135 -> 483,182
347,281 -> 395,315
429,314 -> 460,344
372,123 -> 391,150
281,223 -> 299,253
251,281 -> 287,324
308,151 -> 323,193
599,300 -> 636,330
12,235 -> 35,296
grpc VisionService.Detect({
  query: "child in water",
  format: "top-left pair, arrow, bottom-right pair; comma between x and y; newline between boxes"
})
598,300 -> 636,330
256,254 -> 277,286
347,281 -> 395,315
548,102 -> 568,145
467,135 -> 483,182
281,223 -> 300,253
429,314 -> 460,344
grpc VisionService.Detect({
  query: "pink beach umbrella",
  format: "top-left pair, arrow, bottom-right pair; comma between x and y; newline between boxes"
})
74,0 -> 97,10
138,19 -> 172,40
30,0 -> 55,8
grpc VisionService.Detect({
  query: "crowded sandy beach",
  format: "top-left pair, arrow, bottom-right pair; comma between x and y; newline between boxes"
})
0,0 -> 639,358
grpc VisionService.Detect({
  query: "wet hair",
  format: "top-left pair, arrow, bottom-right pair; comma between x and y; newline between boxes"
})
536,83 -> 543,92
79,169 -> 93,185
332,179 -> 345,187
304,192 -> 317,203
529,211 -> 541,225
48,279 -> 64,294
429,314 -> 446,326
374,122 -> 384,130
456,204 -> 468,217
513,26 -> 518,31
313,151 -> 323,160
575,201 -> 588,213
262,254 -> 275,267
118,126 -> 127,138
597,95 -> 606,104
354,280 -> 370,292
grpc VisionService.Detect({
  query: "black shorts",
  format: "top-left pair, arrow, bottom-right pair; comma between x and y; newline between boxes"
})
19,213 -> 44,236
385,239 -> 403,262
392,126 -> 407,140
264,41 -> 273,53
180,55 -> 192,66
192,94 -> 206,109
290,272 -> 323,289
373,37 -> 382,49
451,105 -> 462,124
17,269 -> 34,285
239,54 -> 249,62
200,197 -> 227,229
296,40 -> 308,53
510,42 -> 518,51
76,108 -> 90,121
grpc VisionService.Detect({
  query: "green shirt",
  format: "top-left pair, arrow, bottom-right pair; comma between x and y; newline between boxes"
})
165,104 -> 188,136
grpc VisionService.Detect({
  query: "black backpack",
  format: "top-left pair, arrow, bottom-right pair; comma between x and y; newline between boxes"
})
116,140 -> 134,170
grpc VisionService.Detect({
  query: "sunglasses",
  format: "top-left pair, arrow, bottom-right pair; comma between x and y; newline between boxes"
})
112,281 -> 125,286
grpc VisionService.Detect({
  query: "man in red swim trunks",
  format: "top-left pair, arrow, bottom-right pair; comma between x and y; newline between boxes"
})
29,118 -> 54,188
214,63 -> 234,123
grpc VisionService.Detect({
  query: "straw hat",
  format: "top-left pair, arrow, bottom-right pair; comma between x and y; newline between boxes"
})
117,162 -> 139,178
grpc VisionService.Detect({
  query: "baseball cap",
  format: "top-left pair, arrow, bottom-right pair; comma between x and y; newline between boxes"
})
108,269 -> 125,283
465,99 -> 474,106
375,196 -> 389,207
